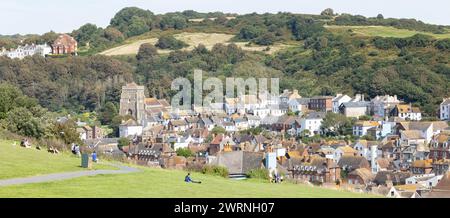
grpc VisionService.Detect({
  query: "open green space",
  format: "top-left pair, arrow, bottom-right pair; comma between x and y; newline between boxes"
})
0,140 -> 115,179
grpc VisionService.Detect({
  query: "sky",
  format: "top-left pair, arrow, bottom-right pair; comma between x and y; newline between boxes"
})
1,0 -> 449,35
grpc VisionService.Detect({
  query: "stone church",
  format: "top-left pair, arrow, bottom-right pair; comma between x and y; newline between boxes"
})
119,82 -> 145,125
119,82 -> 171,126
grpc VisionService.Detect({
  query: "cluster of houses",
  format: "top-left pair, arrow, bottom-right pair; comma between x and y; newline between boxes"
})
75,82 -> 450,198
0,34 -> 77,59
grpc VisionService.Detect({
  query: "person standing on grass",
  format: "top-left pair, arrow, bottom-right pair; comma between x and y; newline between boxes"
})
71,143 -> 76,155
92,151 -> 98,163
75,144 -> 81,157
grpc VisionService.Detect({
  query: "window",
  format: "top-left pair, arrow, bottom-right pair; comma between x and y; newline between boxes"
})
390,191 -> 395,197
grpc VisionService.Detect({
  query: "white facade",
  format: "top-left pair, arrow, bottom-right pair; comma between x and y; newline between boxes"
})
370,95 -> 401,118
298,116 -> 323,136
251,108 -> 270,119
1,44 -> 51,59
405,174 -> 443,189
119,125 -> 143,138
332,94 -> 352,113
399,111 -> 422,121
440,98 -> 450,121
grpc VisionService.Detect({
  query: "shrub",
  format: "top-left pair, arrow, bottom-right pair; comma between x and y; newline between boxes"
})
176,147 -> 195,158
118,137 -> 130,150
201,165 -> 229,178
246,168 -> 269,180
155,35 -> 188,50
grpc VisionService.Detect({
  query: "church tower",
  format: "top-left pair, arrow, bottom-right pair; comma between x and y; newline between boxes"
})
119,82 -> 145,125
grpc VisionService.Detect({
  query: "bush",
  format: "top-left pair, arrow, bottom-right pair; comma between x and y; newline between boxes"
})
253,32 -> 276,45
155,35 -> 188,50
246,168 -> 269,180
118,137 -> 130,150
176,147 -> 194,158
201,165 -> 229,178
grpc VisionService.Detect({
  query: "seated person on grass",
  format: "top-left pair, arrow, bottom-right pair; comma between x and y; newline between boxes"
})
184,173 -> 201,184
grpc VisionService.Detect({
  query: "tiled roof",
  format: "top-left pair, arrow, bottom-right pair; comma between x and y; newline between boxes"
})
348,168 -> 374,184
337,156 -> 368,169
412,159 -> 433,168
401,130 -> 424,139
342,101 -> 369,108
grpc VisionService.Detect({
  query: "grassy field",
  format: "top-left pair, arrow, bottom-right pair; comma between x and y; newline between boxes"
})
0,140 -> 114,179
99,32 -> 292,56
325,25 -> 450,39
0,166 -> 377,198
0,139 -> 378,198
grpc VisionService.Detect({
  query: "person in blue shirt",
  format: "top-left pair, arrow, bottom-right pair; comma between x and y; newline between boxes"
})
185,173 -> 201,184
92,151 -> 98,163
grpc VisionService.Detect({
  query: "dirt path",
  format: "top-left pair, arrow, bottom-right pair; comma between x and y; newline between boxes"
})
0,164 -> 141,187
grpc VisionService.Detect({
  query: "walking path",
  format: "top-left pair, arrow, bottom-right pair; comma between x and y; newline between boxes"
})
0,164 -> 141,187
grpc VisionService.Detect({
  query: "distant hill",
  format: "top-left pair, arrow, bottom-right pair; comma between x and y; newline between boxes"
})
0,7 -> 449,117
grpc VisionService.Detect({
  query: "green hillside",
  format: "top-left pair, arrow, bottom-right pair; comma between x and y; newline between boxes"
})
0,7 -> 449,121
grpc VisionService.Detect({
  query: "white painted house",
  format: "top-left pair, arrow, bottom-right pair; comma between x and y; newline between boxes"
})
440,98 -> 450,121
405,174 -> 443,189
297,112 -> 326,136
1,44 -> 52,59
119,119 -> 143,138
332,94 -> 352,113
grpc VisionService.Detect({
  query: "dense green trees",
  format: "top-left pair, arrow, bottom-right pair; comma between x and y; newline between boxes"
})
137,43 -> 158,60
0,55 -> 133,112
98,102 -> 118,125
321,112 -> 355,136
159,15 -> 188,30
331,13 -> 446,33
110,7 -> 154,37
321,8 -> 335,16
0,83 -> 81,143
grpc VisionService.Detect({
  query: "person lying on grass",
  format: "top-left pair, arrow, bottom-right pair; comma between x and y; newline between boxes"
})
184,173 -> 201,184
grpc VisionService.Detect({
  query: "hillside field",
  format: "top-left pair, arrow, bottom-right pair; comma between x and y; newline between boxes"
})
99,32 -> 291,56
0,139 -> 378,198
325,25 -> 450,39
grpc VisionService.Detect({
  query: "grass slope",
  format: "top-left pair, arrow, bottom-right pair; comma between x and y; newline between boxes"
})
0,139 -> 378,197
0,166 -> 377,198
99,32 -> 292,56
326,25 -> 450,39
0,140 -> 114,179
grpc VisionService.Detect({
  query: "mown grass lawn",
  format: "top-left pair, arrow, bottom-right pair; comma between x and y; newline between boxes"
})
0,139 -> 380,198
0,167 -> 378,198
0,140 -> 115,179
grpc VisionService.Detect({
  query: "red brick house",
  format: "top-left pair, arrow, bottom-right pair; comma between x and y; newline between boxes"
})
429,133 -> 450,161
308,96 -> 333,112
52,34 -> 77,55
